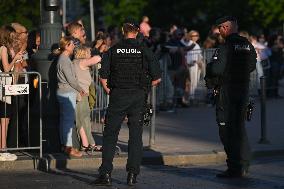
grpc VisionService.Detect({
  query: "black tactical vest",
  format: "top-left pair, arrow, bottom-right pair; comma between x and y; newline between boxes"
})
109,41 -> 144,89
225,35 -> 255,86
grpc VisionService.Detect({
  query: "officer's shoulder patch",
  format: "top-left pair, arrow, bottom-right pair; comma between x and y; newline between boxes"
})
234,44 -> 251,51
212,48 -> 219,60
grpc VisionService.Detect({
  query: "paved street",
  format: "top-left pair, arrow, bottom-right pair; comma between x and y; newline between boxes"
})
2,80 -> 284,171
95,78 -> 284,155
1,156 -> 284,189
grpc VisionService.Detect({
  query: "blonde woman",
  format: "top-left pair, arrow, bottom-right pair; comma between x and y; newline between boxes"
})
185,30 -> 203,100
56,36 -> 86,157
0,25 -> 23,161
73,46 -> 101,152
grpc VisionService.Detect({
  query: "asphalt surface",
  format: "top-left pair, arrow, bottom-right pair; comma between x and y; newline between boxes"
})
101,78 -> 284,155
1,79 -> 284,171
1,156 -> 284,189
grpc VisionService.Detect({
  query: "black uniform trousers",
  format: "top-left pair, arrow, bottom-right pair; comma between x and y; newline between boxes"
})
216,87 -> 251,172
99,88 -> 146,175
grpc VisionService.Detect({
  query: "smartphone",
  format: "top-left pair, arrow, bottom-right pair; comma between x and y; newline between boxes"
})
23,53 -> 29,60
15,59 -> 22,63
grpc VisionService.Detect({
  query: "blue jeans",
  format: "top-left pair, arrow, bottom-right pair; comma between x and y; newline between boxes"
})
57,91 -> 76,147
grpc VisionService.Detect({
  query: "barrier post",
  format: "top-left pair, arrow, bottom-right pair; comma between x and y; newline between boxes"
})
258,76 -> 270,144
149,86 -> 157,148
38,74 -> 43,158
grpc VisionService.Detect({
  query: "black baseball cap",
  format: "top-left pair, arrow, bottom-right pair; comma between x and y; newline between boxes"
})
173,28 -> 184,36
215,16 -> 237,25
123,17 -> 139,29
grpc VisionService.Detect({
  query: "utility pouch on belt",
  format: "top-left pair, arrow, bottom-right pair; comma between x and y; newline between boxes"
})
246,100 -> 254,121
143,103 -> 153,127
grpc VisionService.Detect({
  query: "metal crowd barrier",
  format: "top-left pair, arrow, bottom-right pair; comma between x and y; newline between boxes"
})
156,48 -> 216,108
187,48 -> 215,103
90,64 -> 158,148
0,71 -> 42,158
91,65 -> 109,129
156,48 -> 260,107
156,53 -> 173,107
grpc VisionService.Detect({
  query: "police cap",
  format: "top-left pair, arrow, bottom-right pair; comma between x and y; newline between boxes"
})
173,28 -> 184,37
215,16 -> 237,25
123,17 -> 140,29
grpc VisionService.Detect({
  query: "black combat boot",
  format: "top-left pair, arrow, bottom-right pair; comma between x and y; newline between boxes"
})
92,173 -> 112,186
127,172 -> 137,186
216,168 -> 248,178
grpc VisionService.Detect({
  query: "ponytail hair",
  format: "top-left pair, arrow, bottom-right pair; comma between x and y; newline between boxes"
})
53,36 -> 74,55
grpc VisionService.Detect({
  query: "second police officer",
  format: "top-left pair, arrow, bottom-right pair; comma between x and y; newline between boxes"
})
93,18 -> 161,186
205,16 -> 257,178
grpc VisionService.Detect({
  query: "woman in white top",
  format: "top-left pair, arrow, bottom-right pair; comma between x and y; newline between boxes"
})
182,30 -> 203,101
250,35 -> 271,89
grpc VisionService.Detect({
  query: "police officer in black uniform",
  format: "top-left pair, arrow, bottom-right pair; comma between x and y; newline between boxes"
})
205,16 -> 256,178
93,18 -> 161,186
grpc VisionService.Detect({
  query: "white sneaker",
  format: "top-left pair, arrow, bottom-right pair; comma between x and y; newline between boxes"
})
0,153 -> 17,161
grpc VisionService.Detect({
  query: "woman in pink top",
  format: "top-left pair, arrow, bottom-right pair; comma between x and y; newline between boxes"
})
139,16 -> 151,37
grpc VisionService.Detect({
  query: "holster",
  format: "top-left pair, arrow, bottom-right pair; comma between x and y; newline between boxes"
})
142,91 -> 153,127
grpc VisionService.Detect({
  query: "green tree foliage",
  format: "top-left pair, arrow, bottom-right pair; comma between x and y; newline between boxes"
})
0,0 -> 40,29
80,0 -> 148,33
249,0 -> 284,27
101,0 -> 147,26
1,0 -> 283,35
145,0 -> 284,37
145,0 -> 255,34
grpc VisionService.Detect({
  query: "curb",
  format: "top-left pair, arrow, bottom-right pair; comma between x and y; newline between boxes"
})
1,148 -> 284,171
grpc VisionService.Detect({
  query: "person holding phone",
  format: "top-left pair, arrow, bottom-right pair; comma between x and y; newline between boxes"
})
0,25 -> 23,161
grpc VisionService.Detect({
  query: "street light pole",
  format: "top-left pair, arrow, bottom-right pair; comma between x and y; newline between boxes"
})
32,0 -> 62,153
90,0 -> 95,41
283,22 -> 284,38
62,0 -> 66,26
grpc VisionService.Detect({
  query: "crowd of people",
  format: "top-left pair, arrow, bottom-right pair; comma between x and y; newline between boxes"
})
0,21 -> 105,160
147,23 -> 283,110
0,15 -> 284,162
